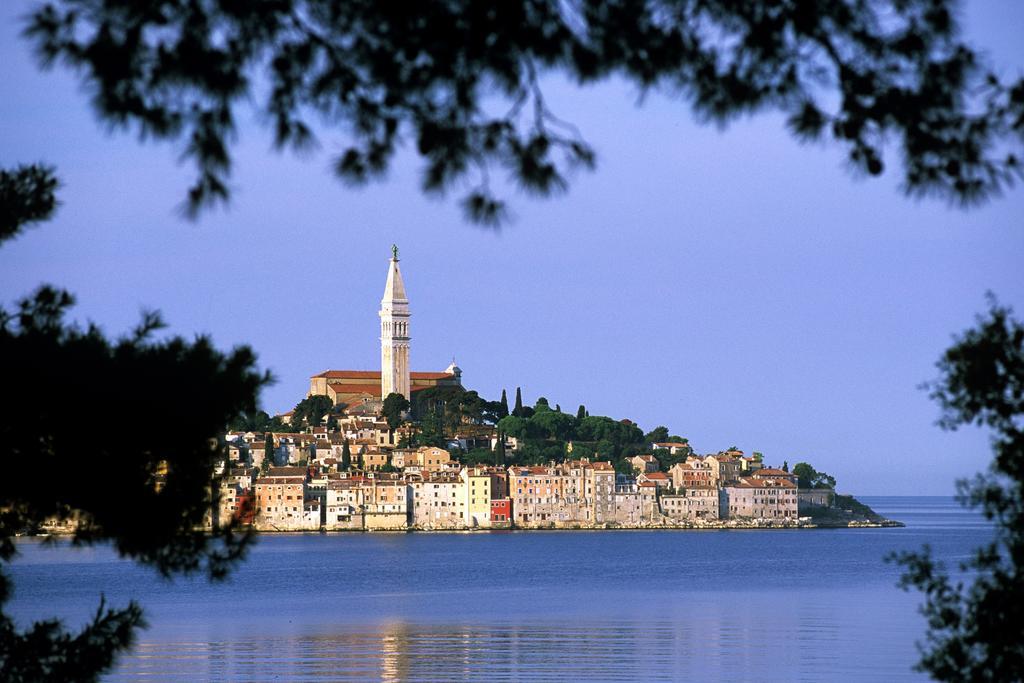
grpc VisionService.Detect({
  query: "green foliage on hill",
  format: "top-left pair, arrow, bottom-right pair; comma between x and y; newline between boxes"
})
382,392 -> 410,431
793,462 -> 837,490
229,410 -> 289,433
290,395 -> 334,431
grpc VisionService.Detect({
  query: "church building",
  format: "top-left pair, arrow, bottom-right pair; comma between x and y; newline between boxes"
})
308,247 -> 462,409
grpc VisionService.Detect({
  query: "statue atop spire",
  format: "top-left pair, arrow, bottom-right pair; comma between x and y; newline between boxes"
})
391,243 -> 399,260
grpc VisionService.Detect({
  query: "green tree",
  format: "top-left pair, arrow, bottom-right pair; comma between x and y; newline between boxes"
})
513,387 -> 524,417
575,415 -> 645,458
25,2 -> 1024,224
291,395 -> 333,430
793,462 -> 837,490
644,426 -> 670,443
499,389 -> 510,419
495,433 -> 506,467
341,439 -> 351,471
496,415 -> 530,440
890,298 -> 1024,681
0,166 -> 266,681
454,390 -> 486,424
576,405 -> 587,422
613,458 -> 634,476
793,462 -> 817,489
263,432 -> 275,467
416,411 -> 447,448
532,409 -> 576,441
382,392 -> 410,432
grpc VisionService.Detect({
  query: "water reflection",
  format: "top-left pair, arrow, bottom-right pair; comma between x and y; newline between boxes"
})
110,605 -> 920,682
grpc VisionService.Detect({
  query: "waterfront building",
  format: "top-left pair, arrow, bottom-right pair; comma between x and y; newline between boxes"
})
798,488 -> 835,512
751,467 -> 799,486
660,485 -> 720,521
253,466 -> 312,530
325,480 -> 362,530
460,466 -> 503,528
586,462 -> 616,523
490,498 -> 512,526
721,476 -> 798,519
611,484 -> 642,526
362,479 -> 409,530
409,475 -> 466,528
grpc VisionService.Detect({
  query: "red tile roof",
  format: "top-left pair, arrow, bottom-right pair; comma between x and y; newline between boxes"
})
731,477 -> 797,489
326,383 -> 433,397
313,370 -> 455,380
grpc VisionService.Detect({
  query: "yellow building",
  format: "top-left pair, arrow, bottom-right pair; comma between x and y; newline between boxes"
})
461,467 -> 495,528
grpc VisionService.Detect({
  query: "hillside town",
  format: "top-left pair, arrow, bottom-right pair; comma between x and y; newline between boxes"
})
199,248 -> 872,533
219,425 -> 835,532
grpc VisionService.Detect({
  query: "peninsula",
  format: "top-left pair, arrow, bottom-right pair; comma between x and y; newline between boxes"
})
202,249 -> 900,533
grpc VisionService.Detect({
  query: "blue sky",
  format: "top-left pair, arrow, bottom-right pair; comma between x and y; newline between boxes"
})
2,2 -> 1021,494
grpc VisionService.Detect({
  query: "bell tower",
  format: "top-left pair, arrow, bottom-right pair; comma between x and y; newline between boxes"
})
380,245 -> 411,400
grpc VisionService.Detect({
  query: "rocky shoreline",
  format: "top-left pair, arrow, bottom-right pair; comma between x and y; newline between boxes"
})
27,514 -> 904,537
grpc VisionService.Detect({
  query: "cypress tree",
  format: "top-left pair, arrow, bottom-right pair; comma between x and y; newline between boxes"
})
499,389 -> 509,418
514,387 -> 523,417
576,405 -> 586,421
264,432 -> 274,467
495,432 -> 506,466
341,438 -> 351,470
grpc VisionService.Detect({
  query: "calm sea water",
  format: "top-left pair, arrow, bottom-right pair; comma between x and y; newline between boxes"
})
7,496 -> 989,681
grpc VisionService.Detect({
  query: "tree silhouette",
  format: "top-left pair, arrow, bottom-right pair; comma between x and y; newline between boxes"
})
0,166 -> 267,681
382,392 -> 411,432
23,1 -> 1024,225
889,297 -> 1024,681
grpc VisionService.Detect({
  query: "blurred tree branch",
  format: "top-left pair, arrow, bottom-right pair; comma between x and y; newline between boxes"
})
890,296 -> 1024,681
0,166 -> 270,681
22,0 -> 1024,225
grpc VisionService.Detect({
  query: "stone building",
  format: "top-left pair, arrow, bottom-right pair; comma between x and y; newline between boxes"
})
669,458 -> 714,490
362,479 -> 409,530
307,250 -> 462,409
254,466 -> 315,530
721,476 -> 798,520
586,462 -> 616,523
409,475 -> 466,528
660,485 -> 720,521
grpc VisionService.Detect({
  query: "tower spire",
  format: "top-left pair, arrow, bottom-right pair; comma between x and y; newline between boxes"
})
380,247 -> 411,400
